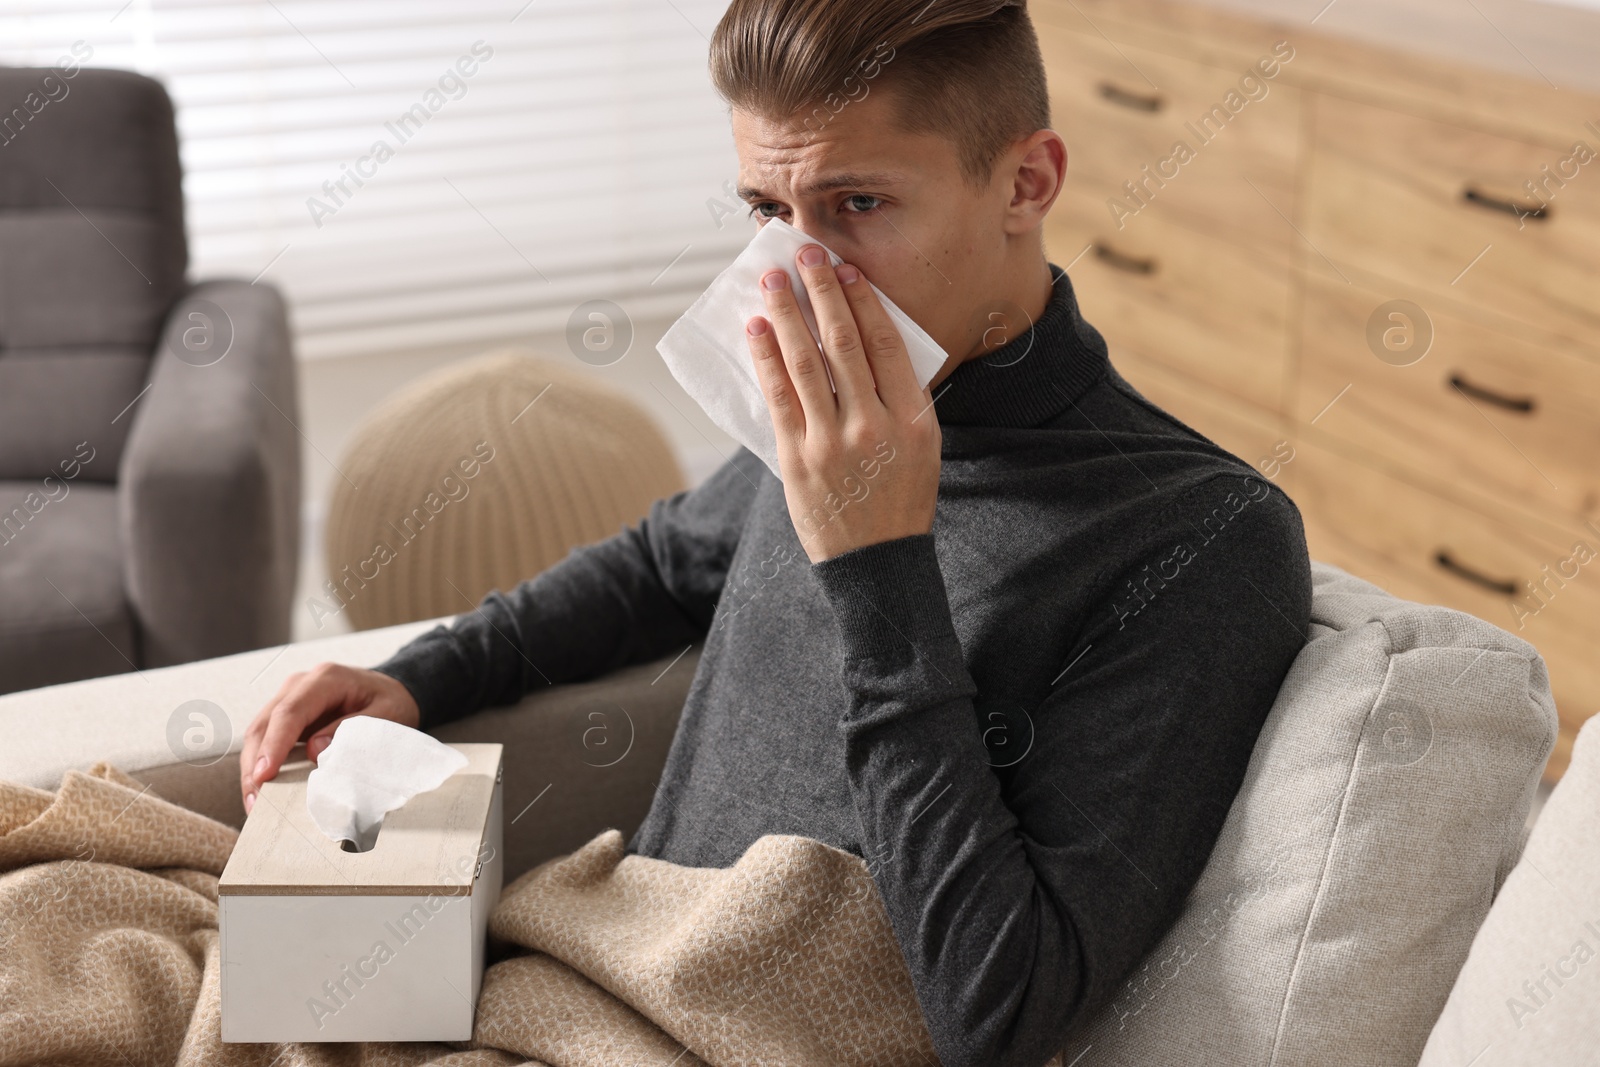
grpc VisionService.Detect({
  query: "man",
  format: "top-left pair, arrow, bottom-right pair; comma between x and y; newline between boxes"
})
240,1 -> 1312,1063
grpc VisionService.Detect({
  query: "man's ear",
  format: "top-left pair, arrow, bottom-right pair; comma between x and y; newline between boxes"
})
1003,129 -> 1067,234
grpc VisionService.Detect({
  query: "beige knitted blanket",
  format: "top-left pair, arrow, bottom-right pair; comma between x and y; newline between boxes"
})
0,764 -> 952,1067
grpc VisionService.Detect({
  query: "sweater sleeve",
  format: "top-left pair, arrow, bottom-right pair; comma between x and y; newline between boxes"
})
373,447 -> 766,730
807,475 -> 1312,1067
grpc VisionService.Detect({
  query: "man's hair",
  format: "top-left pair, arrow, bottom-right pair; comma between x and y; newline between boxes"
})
709,0 -> 1051,190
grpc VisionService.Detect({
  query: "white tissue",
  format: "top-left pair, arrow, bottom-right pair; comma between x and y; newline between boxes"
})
304,716 -> 469,852
656,217 -> 949,480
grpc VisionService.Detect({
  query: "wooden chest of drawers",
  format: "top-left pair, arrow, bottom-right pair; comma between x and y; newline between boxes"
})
1035,0 -> 1600,780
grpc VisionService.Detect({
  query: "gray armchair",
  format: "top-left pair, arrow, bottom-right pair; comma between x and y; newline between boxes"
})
0,67 -> 298,694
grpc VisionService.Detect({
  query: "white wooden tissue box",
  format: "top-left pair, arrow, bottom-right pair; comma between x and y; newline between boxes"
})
219,742 -> 504,1042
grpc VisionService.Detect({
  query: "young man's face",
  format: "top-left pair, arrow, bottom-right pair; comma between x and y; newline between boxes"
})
731,83 -> 1060,366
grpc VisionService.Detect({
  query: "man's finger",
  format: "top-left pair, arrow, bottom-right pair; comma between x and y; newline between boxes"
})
239,715 -> 262,791
239,736 -> 259,808
837,267 -> 922,416
796,246 -> 875,407
746,315 -> 805,445
306,714 -> 358,763
240,672 -> 300,804
254,670 -> 352,786
759,269 -> 836,426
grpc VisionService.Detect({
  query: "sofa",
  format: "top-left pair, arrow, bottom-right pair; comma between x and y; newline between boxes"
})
1,559 -> 1590,1064
0,66 -> 300,694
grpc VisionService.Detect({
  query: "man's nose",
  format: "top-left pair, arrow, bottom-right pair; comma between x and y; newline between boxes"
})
782,213 -> 844,255
784,212 -> 824,239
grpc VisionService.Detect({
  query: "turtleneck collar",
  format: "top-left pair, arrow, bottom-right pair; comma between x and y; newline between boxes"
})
930,264 -> 1109,428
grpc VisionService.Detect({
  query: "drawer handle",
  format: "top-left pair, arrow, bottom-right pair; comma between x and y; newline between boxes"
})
1093,242 -> 1158,275
1097,81 -> 1164,113
1449,373 -> 1536,414
1461,186 -> 1549,222
1434,549 -> 1518,596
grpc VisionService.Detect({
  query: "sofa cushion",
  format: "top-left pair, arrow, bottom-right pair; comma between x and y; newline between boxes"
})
1417,713 -> 1600,1065
0,347 -> 152,480
0,67 -> 188,482
0,479 -> 135,693
1058,560 -> 1557,1066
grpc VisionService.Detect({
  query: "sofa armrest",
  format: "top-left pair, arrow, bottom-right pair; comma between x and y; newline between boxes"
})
120,279 -> 300,667
0,617 -> 700,883
1419,714 -> 1600,1064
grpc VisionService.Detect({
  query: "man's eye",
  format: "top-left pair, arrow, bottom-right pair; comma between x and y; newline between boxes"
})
844,194 -> 881,213
748,202 -> 783,219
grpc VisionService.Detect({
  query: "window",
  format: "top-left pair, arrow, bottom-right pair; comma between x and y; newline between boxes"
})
1,0 -> 745,360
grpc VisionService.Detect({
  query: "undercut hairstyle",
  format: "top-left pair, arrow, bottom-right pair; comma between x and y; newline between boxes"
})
709,0 -> 1052,190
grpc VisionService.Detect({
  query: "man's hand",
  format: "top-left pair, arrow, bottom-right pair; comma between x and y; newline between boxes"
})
238,664 -> 421,814
745,244 -> 941,563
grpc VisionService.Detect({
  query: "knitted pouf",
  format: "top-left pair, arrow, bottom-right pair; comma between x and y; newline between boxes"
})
322,349 -> 686,631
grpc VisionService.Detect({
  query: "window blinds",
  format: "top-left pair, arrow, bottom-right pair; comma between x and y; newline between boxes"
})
0,0 -> 744,360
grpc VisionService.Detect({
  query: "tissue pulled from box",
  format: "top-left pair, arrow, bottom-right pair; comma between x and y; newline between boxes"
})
656,217 -> 949,480
305,716 -> 468,851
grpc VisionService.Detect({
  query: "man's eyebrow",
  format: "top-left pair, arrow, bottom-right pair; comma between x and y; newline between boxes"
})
737,172 -> 908,200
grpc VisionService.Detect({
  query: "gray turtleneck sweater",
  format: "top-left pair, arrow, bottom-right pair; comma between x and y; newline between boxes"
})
375,264 -> 1313,1067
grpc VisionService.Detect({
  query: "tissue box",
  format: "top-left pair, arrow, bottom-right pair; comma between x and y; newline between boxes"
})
219,743 -> 504,1042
